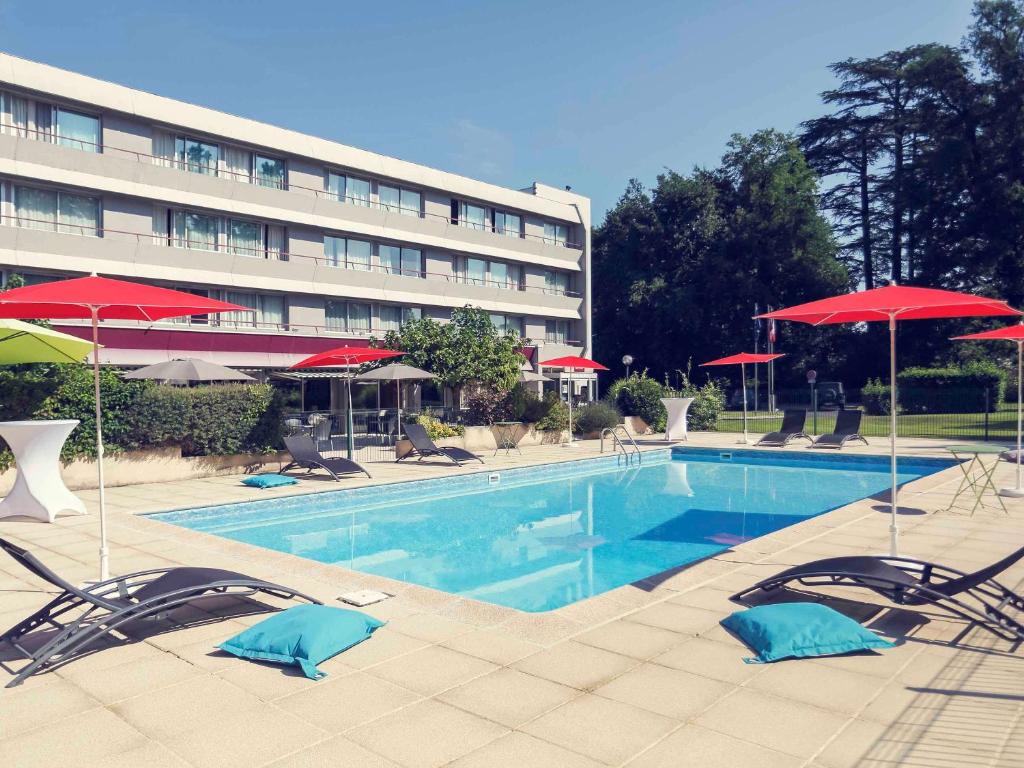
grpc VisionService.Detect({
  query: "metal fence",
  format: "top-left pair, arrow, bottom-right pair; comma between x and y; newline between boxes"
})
716,386 -> 1017,442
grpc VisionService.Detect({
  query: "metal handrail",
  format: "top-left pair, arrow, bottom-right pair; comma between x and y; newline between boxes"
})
599,425 -> 642,464
0,121 -> 584,249
0,213 -> 583,298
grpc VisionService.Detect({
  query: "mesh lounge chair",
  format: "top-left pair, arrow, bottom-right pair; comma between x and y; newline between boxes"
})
0,537 -> 320,687
282,435 -> 372,480
755,409 -> 812,447
731,546 -> 1024,643
811,409 -> 868,449
397,422 -> 484,465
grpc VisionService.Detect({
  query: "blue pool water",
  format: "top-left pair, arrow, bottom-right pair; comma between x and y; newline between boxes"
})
151,448 -> 955,612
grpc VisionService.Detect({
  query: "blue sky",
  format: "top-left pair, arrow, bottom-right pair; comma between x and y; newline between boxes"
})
0,0 -> 975,218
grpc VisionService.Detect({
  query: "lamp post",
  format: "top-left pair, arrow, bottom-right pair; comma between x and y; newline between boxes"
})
622,354 -> 633,378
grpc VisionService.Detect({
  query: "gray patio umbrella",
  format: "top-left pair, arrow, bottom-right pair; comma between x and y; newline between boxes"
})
123,358 -> 255,385
355,363 -> 435,440
519,370 -> 551,383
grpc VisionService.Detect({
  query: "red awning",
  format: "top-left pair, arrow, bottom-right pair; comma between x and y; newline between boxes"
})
539,355 -> 609,371
701,352 -> 785,367
291,346 -> 404,369
952,324 -> 1024,341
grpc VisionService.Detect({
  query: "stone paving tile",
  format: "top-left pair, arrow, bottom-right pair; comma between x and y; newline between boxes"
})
594,662 -> 733,720
513,640 -> 638,690
521,693 -> 678,765
447,731 -> 604,768
276,670 -> 421,733
265,735 -> 403,768
58,650 -> 204,705
0,677 -> 102,738
695,688 -> 851,759
346,699 -> 508,768
367,644 -> 497,696
438,667 -> 578,727
652,636 -> 765,684
329,628 -> 429,669
100,741 -> 193,768
746,658 -> 889,716
0,706 -> 149,768
624,723 -> 803,768
385,612 -> 476,643
574,619 -> 685,659
440,627 -> 542,665
624,601 -> 724,636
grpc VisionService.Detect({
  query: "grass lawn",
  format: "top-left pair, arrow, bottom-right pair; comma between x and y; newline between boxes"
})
715,406 -> 1020,441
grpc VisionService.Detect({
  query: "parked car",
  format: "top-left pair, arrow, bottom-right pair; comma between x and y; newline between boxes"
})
815,381 -> 846,409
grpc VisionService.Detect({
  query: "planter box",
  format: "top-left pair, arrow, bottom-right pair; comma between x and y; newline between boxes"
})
395,424 -> 569,458
0,445 -> 288,494
623,416 -> 651,436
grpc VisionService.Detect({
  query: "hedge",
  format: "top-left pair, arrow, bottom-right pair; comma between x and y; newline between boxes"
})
0,364 -> 282,470
607,371 -> 725,432
861,363 -> 1005,415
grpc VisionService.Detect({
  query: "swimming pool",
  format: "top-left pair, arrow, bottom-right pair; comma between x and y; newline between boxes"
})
150,448 -> 955,612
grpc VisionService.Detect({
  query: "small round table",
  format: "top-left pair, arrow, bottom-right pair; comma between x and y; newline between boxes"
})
493,422 -> 523,456
943,444 -> 1010,516
0,420 -> 86,523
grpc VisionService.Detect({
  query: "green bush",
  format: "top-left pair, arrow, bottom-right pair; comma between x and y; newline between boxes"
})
861,378 -> 891,415
672,377 -> 726,431
861,363 -> 1005,415
574,400 -> 621,434
535,391 -> 570,431
607,372 -> 668,431
415,413 -> 463,439
463,388 -> 514,426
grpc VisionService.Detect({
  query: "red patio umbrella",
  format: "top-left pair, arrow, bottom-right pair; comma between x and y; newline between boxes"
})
701,353 -> 785,445
759,285 -> 1021,556
291,346 -> 404,460
952,323 -> 1024,498
539,355 -> 609,448
0,274 -> 250,580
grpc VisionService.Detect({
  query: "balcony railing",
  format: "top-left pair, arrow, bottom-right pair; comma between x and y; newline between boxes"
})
0,121 -> 584,249
0,214 -> 583,298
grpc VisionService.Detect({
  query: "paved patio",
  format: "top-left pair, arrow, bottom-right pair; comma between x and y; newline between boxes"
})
0,433 -> 1021,767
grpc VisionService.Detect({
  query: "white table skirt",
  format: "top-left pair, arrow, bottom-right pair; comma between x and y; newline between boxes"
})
0,420 -> 86,523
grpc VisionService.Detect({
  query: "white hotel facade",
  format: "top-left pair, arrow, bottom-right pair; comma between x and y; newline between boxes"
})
0,53 -> 592,406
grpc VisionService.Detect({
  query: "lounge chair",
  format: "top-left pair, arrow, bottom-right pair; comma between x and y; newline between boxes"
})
0,537 -> 320,687
282,435 -> 372,480
755,409 -> 812,447
811,408 -> 868,449
397,422 -> 484,465
731,546 -> 1024,643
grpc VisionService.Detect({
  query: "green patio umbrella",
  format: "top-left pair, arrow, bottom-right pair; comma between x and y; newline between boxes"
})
0,319 -> 95,364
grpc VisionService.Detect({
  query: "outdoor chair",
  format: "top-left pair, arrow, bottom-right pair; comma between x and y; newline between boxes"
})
0,537 -> 320,687
731,545 -> 1024,643
397,422 -> 484,465
811,408 -> 869,449
282,435 -> 372,480
755,409 -> 812,447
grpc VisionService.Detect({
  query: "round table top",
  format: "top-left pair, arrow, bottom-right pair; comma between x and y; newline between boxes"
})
493,421 -> 521,426
0,419 -> 81,428
946,444 -> 1008,454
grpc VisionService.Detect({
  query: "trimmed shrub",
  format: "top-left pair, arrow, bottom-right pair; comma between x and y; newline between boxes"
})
415,413 -> 463,439
574,400 -> 621,435
862,363 -> 1005,415
535,392 -> 570,431
607,372 -> 668,431
675,379 -> 726,431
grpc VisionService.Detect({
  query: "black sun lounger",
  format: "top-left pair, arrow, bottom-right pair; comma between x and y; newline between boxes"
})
811,409 -> 868,449
731,545 -> 1024,643
283,435 -> 372,480
0,537 -> 321,687
755,409 -> 812,447
397,422 -> 484,465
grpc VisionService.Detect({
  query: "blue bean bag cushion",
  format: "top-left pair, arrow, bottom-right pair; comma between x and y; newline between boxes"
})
721,602 -> 894,664
241,473 -> 298,489
218,604 -> 384,679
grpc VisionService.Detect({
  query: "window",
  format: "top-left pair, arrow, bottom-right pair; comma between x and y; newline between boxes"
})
545,319 -> 571,343
172,210 -> 218,251
176,137 -> 219,176
14,186 -> 100,236
325,301 -> 372,333
55,108 -> 100,152
1,93 -> 29,136
493,211 -> 521,238
544,270 -> 571,295
327,172 -> 370,206
324,236 -> 371,270
221,291 -> 259,327
543,222 -> 569,246
491,314 -> 523,337
254,155 -> 285,189
457,257 -> 521,289
168,287 -> 211,325
380,245 -> 422,277
379,184 -> 421,216
347,302 -> 371,331
458,202 -> 487,230
229,219 -> 263,257
402,306 -> 422,325
379,305 -> 402,332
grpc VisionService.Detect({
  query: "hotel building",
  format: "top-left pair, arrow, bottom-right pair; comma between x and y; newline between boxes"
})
0,53 -> 592,408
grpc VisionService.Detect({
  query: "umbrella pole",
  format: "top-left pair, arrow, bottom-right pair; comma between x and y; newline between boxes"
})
396,379 -> 402,442
740,362 -> 749,445
888,313 -> 899,557
91,308 -> 109,582
346,375 -> 355,460
1001,340 -> 1024,497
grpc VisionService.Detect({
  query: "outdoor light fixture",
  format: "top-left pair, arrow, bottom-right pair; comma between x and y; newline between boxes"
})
622,354 -> 634,377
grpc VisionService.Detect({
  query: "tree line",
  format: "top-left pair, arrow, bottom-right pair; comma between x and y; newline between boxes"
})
593,0 -> 1024,389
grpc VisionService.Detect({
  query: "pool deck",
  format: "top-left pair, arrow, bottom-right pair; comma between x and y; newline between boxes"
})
0,432 -> 1021,767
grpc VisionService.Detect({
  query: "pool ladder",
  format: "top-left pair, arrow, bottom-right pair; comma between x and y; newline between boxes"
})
600,425 -> 642,466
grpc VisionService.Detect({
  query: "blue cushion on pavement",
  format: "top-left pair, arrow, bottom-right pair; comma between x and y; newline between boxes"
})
241,473 -> 298,488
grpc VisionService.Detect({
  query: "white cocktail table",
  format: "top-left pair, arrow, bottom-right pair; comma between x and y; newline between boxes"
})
0,420 -> 86,522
